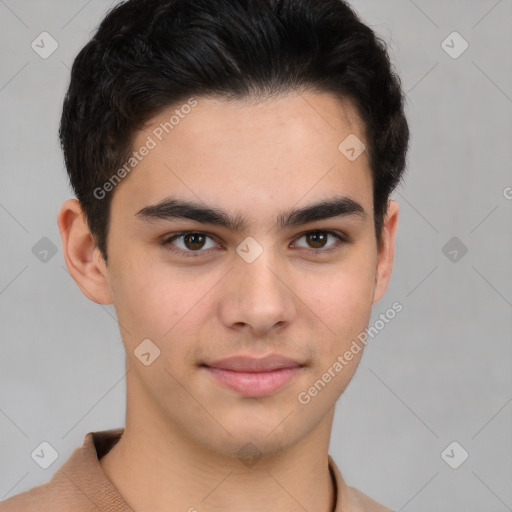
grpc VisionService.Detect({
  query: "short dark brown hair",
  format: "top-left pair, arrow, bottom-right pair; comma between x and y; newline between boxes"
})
59,0 -> 409,261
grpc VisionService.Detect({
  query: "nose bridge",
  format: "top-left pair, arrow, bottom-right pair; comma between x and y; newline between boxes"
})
236,238 -> 284,299
221,236 -> 296,331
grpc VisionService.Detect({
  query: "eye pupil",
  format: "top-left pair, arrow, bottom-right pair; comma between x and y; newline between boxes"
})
184,232 -> 205,250
307,232 -> 327,249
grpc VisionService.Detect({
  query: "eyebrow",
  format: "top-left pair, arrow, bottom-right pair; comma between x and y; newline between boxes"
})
135,195 -> 367,231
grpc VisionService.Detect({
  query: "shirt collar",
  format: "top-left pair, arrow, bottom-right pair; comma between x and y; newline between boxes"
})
51,428 -> 390,512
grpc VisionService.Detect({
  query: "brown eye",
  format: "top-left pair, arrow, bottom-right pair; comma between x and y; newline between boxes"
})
162,231 -> 219,256
305,231 -> 329,249
183,232 -> 207,250
293,230 -> 347,252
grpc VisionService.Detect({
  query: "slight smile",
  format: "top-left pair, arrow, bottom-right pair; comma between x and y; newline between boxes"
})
201,354 -> 305,397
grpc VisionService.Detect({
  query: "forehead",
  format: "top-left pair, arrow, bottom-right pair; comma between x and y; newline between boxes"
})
140,91 -> 366,155
110,91 -> 373,222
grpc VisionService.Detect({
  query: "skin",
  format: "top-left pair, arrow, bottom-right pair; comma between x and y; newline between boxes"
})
58,91 -> 399,512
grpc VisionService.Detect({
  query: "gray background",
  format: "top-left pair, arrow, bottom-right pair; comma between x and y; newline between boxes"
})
1,1 -> 511,510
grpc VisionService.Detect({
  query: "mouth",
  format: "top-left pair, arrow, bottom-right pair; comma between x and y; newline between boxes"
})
201,354 -> 305,397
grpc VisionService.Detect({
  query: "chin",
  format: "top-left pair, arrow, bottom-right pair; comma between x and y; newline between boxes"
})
207,431 -> 296,463
212,414 -> 308,458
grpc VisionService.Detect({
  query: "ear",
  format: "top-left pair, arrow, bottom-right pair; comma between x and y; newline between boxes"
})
57,199 -> 113,304
372,199 -> 399,304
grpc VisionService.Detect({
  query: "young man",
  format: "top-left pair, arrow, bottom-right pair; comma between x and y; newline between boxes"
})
1,0 -> 408,510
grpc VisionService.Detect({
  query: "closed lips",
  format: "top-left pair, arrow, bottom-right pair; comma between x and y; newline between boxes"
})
202,354 -> 303,372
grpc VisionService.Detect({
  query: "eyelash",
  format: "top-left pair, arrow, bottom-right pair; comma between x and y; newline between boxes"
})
161,230 -> 349,258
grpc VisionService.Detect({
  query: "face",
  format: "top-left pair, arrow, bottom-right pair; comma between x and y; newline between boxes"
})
62,91 -> 398,459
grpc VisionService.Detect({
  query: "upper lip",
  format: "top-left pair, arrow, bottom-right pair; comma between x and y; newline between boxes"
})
203,354 -> 303,372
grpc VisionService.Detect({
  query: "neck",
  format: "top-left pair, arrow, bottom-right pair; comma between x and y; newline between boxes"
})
99,399 -> 338,512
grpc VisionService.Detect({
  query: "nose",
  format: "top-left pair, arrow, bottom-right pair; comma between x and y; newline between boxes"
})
218,247 -> 297,336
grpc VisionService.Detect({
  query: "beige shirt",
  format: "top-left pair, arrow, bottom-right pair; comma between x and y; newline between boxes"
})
0,429 -> 394,511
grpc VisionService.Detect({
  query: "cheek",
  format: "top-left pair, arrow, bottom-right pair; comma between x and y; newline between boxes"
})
106,253 -> 170,341
307,258 -> 375,323
301,253 -> 376,370
108,253 -> 215,347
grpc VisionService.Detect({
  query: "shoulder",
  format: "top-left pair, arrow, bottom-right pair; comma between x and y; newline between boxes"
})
0,479 -> 73,512
346,485 -> 396,512
0,429 -> 124,512
328,455 -> 394,512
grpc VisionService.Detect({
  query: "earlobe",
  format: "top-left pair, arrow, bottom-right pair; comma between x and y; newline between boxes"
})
57,199 -> 113,305
372,199 -> 399,304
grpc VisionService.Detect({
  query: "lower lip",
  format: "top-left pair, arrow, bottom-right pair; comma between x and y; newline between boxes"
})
203,366 -> 302,397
